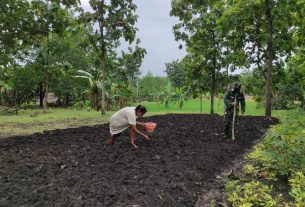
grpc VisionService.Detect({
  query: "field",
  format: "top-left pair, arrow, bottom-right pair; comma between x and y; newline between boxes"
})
0,98 -> 284,138
0,114 -> 276,206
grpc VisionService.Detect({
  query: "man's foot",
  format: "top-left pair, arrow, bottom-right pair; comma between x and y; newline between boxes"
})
106,138 -> 115,145
131,142 -> 139,149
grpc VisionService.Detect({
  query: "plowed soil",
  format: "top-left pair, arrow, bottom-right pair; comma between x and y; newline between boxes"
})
0,114 -> 276,206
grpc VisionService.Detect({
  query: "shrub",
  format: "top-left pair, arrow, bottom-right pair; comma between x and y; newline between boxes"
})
226,110 -> 305,207
73,100 -> 91,111
247,110 -> 305,176
226,180 -> 283,207
289,171 -> 305,207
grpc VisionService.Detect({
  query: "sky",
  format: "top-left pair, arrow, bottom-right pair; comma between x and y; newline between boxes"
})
80,0 -> 186,77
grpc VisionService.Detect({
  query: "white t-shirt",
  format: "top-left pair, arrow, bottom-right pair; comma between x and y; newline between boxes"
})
109,107 -> 137,135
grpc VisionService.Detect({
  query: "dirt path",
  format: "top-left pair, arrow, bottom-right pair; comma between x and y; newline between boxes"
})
0,114 -> 275,206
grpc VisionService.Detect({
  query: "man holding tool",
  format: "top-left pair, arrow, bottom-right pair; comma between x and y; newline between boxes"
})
223,83 -> 246,140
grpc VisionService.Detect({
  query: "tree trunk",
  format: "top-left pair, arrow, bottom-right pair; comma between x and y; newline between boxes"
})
210,70 -> 215,114
210,30 -> 217,114
265,0 -> 273,118
43,78 -> 49,113
43,33 -> 50,112
99,1 -> 106,115
56,94 -> 62,106
200,95 -> 203,113
210,55 -> 216,114
39,84 -> 44,108
0,94 -> 4,105
65,93 -> 69,106
101,45 -> 106,114
82,94 -> 86,104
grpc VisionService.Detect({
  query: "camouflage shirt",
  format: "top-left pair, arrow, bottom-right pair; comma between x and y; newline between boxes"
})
224,89 -> 245,113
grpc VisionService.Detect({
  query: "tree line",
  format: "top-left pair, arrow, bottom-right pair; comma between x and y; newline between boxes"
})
0,0 -> 146,114
170,0 -> 305,116
1,0 -> 304,117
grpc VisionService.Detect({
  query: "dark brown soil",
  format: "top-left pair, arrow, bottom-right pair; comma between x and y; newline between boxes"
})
0,114 -> 276,207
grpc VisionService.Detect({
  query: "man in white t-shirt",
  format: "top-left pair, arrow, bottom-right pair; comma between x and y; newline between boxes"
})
106,105 -> 151,148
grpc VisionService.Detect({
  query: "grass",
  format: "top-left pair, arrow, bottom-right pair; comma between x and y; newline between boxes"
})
0,108 -> 111,138
0,98 -> 288,138
140,98 -> 286,118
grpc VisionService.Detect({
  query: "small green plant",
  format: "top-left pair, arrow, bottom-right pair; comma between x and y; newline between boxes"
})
226,180 -> 283,207
225,110 -> 305,207
73,100 -> 92,111
244,164 -> 277,181
289,171 -> 305,207
247,110 -> 305,176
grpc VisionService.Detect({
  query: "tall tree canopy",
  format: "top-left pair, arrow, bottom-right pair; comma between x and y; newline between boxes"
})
87,0 -> 138,114
171,0 -> 226,114
220,0 -> 300,117
0,0 -> 35,66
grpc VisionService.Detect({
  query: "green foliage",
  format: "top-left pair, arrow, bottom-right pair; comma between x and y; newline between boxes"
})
117,39 -> 146,82
289,171 -> 305,207
226,110 -> 305,207
76,67 -> 105,110
165,60 -> 184,89
73,100 -> 91,111
87,0 -> 139,114
171,0 -> 227,114
0,0 -> 35,66
138,72 -> 171,101
240,62 -> 305,110
247,110 -> 305,176
219,0 -> 304,116
226,180 -> 283,207
110,81 -> 135,109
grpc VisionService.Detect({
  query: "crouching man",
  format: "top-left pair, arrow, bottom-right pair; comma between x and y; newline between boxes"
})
106,105 -> 150,148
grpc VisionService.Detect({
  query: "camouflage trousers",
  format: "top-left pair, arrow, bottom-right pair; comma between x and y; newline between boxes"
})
224,110 -> 239,139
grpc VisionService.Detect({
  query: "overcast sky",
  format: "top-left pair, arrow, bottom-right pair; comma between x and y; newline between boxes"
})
80,0 -> 186,77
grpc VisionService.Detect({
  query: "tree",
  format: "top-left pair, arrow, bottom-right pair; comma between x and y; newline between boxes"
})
138,72 -> 171,101
180,55 -> 210,113
286,49 -> 305,109
31,0 -> 79,112
88,0 -> 138,115
171,0 -> 226,114
0,0 -> 35,66
119,39 -> 146,81
220,0 -> 300,117
116,39 -> 146,100
165,60 -> 184,89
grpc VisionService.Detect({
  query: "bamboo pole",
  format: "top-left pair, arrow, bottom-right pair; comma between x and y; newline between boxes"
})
232,95 -> 237,140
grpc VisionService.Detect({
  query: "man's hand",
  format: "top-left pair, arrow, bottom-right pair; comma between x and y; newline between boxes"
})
144,135 -> 151,141
231,101 -> 237,107
136,121 -> 145,127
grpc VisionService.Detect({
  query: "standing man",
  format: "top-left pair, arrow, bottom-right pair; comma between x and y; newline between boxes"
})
223,83 -> 246,140
106,105 -> 151,148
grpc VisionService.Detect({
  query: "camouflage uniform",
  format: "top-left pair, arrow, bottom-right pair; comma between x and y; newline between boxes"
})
223,84 -> 245,139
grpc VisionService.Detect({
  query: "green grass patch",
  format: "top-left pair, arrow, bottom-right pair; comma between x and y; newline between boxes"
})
139,98 -> 286,118
0,98 -> 287,138
0,108 -> 111,138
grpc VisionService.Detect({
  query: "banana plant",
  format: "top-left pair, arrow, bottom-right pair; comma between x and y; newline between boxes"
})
110,81 -> 134,109
75,69 -> 102,110
174,88 -> 187,109
159,90 -> 175,108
